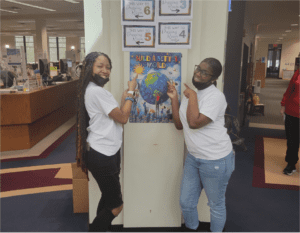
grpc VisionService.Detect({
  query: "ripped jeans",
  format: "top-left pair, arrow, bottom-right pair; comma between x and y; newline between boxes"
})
180,151 -> 235,232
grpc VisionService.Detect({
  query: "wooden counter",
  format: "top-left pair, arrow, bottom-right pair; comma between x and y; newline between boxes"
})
1,80 -> 78,152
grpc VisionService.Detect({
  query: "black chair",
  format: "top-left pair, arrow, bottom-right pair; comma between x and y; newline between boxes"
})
225,106 -> 247,151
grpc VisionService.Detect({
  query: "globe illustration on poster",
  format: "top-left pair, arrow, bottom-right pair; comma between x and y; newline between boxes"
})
129,52 -> 182,123
140,72 -> 169,105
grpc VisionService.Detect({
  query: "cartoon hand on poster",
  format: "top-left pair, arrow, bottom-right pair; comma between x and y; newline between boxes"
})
129,52 -> 181,123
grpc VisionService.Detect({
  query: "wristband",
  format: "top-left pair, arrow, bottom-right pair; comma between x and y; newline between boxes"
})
125,96 -> 134,102
127,90 -> 134,95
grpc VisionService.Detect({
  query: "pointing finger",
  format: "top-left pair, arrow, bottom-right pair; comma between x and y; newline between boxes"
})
184,83 -> 190,89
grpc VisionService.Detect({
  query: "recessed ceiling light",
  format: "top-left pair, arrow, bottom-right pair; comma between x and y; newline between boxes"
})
64,0 -> 79,3
5,0 -> 56,12
279,37 -> 283,39
0,8 -> 18,13
285,30 -> 292,32
291,24 -> 298,26
282,34 -> 287,36
5,45 -> 10,48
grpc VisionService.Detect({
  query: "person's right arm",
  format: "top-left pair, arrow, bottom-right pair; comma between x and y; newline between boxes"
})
109,74 -> 138,124
167,81 -> 183,130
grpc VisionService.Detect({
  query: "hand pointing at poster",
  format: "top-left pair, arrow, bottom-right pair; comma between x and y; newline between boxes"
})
183,83 -> 196,99
128,73 -> 138,91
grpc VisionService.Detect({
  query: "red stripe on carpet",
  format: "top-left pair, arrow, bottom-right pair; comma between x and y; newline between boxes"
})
1,124 -> 76,163
252,135 -> 299,191
1,168 -> 72,192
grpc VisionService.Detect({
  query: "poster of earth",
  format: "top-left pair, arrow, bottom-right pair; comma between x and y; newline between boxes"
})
129,52 -> 181,123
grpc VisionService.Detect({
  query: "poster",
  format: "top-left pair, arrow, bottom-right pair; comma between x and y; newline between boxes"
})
157,22 -> 192,48
122,0 -> 155,24
129,52 -> 181,123
158,0 -> 193,20
7,49 -> 21,65
123,25 -> 156,51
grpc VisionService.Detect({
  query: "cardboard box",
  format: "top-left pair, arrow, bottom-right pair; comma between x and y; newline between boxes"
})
72,163 -> 89,213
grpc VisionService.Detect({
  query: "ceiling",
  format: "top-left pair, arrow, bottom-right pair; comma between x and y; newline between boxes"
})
0,0 -> 84,37
245,0 -> 299,42
0,0 -> 299,41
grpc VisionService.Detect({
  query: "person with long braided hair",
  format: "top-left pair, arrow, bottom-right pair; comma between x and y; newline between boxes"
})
76,52 -> 137,232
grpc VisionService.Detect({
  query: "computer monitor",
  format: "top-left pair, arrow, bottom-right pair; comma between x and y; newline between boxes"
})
59,59 -> 68,74
39,59 -> 49,79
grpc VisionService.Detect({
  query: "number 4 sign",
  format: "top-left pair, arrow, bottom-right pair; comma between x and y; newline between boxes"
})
157,22 -> 192,49
123,25 -> 156,51
122,0 -> 156,24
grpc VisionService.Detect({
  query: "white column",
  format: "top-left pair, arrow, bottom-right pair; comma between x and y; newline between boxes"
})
35,19 -> 48,61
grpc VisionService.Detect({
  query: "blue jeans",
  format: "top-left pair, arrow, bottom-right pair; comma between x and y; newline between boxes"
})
180,151 -> 235,232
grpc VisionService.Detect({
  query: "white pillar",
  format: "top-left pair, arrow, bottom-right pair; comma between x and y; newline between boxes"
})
35,19 -> 49,61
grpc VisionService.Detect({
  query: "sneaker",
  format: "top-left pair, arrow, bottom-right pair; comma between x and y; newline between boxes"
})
283,164 -> 297,175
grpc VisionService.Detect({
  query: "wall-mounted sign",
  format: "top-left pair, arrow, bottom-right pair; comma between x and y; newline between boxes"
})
6,49 -> 21,65
129,52 -> 182,123
158,0 -> 192,19
157,22 -> 192,48
123,25 -> 156,51
122,0 -> 155,24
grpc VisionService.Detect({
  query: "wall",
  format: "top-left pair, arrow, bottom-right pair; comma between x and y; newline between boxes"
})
255,38 -> 300,78
84,0 -> 229,228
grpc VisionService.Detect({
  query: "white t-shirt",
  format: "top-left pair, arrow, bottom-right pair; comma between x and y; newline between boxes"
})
179,85 -> 232,160
85,82 -> 123,156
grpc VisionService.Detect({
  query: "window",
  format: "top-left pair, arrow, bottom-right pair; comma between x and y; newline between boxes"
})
58,37 -> 66,60
49,37 -> 58,62
48,37 -> 66,62
80,37 -> 85,62
15,36 -> 35,63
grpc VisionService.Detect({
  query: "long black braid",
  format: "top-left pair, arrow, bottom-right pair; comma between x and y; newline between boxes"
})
75,52 -> 112,176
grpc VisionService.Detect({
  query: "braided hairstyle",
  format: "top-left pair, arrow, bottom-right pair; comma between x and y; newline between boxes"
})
75,52 -> 112,175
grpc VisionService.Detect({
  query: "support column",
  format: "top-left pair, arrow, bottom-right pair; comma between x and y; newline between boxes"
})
35,19 -> 49,62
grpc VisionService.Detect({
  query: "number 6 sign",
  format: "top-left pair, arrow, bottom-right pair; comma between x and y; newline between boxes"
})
122,0 -> 155,24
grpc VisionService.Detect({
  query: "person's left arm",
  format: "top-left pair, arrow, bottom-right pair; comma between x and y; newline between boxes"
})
184,84 -> 212,129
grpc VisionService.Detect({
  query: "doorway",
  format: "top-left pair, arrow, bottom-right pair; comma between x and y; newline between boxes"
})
266,44 -> 282,78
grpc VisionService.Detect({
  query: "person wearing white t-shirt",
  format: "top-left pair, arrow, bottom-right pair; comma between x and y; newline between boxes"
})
167,58 -> 235,232
75,52 -> 137,232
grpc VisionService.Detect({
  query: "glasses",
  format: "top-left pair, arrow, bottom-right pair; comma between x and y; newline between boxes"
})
194,65 -> 213,77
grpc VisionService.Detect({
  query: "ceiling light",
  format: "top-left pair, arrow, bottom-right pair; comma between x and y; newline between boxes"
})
5,0 -> 56,12
57,19 -> 80,22
71,46 -> 75,49
285,30 -> 292,32
17,20 -> 35,23
0,8 -> 18,13
282,34 -> 287,36
279,37 -> 283,39
291,24 -> 298,26
5,45 -> 10,48
64,0 -> 79,3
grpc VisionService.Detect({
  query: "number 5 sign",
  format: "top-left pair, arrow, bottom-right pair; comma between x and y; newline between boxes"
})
122,0 -> 155,24
158,22 -> 192,49
123,25 -> 156,51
